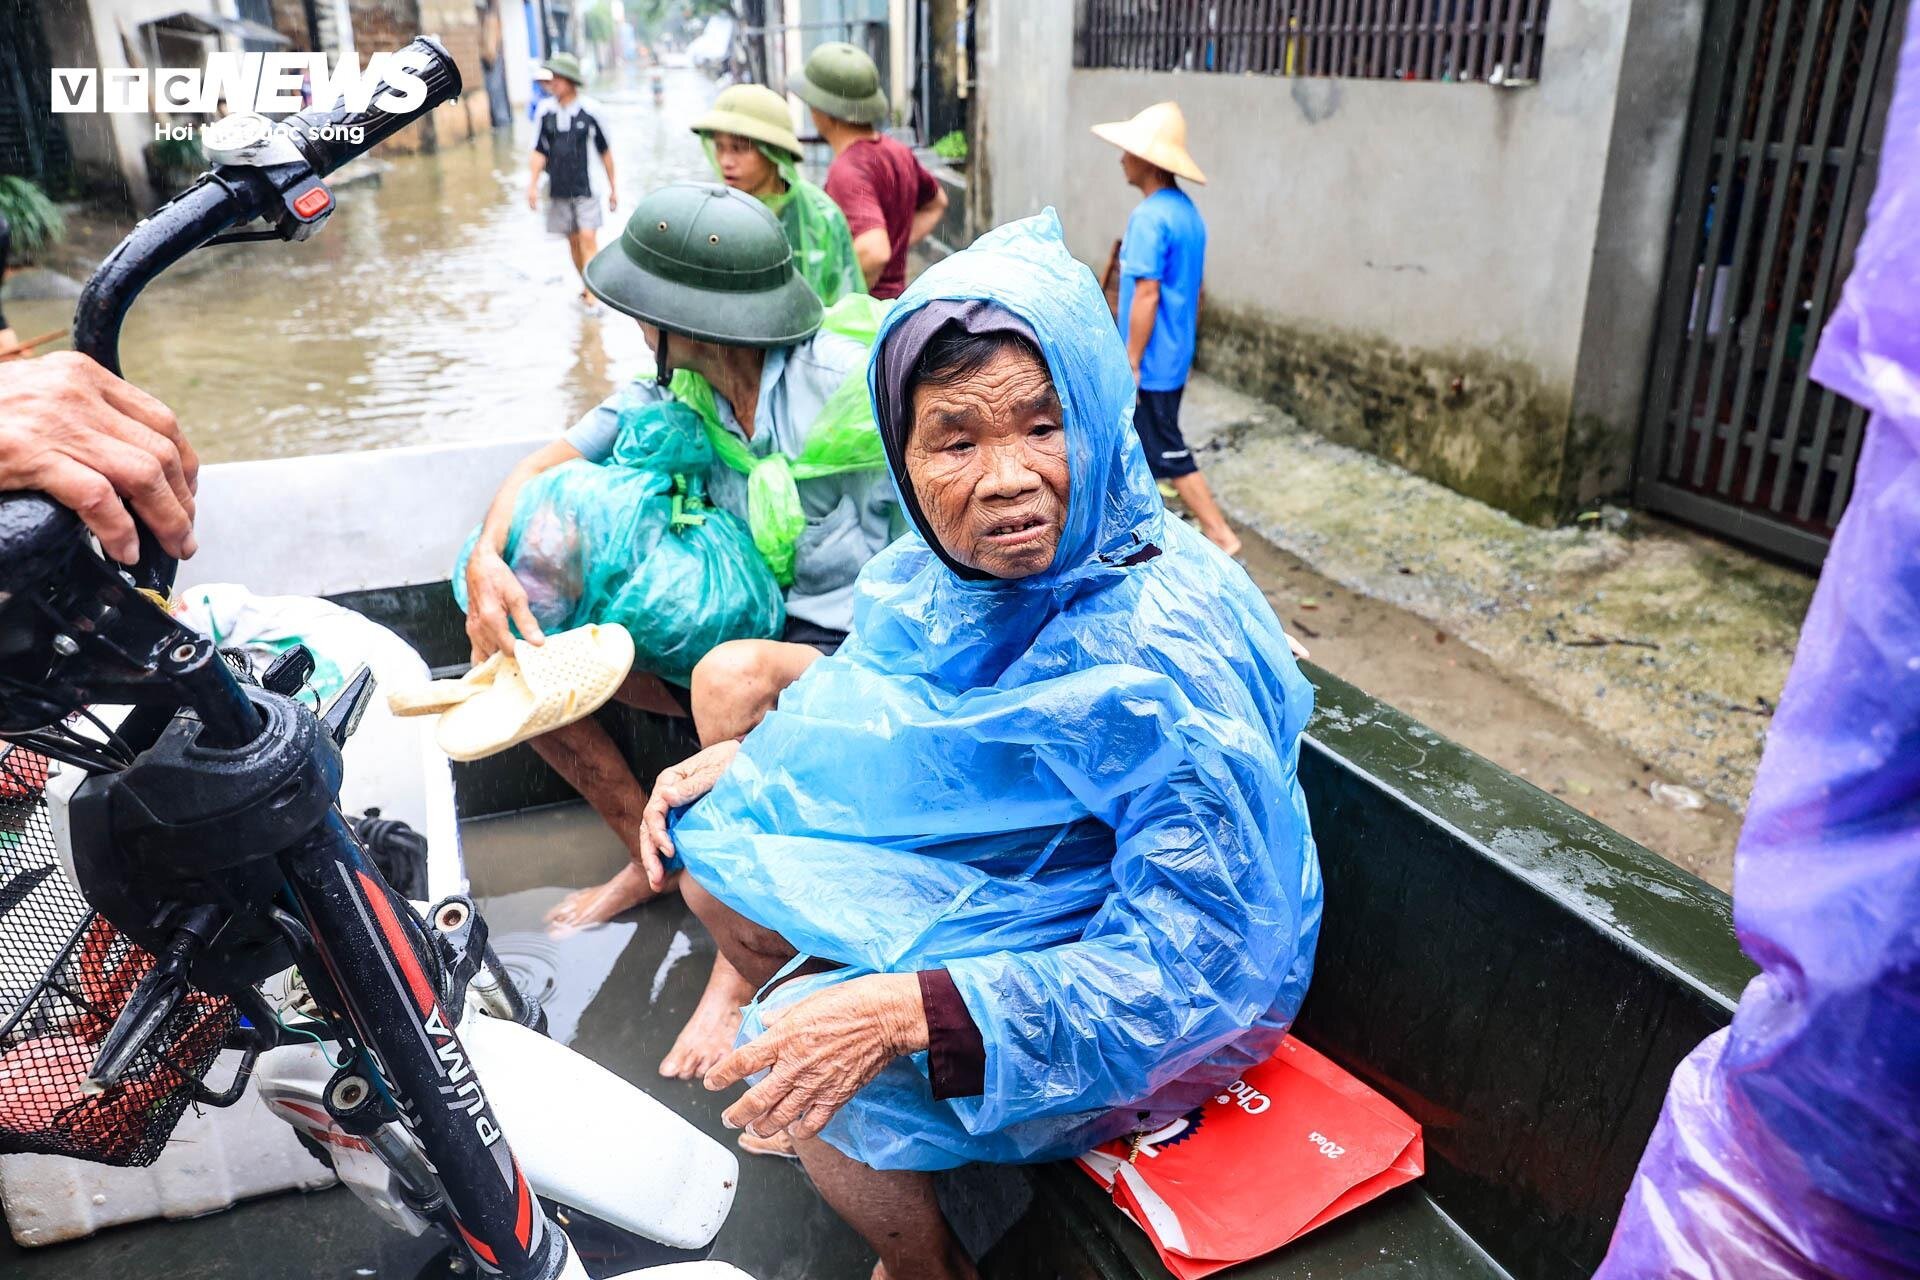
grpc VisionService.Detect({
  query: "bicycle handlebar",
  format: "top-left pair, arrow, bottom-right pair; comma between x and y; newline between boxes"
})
0,38 -> 460,740
47,37 -> 462,597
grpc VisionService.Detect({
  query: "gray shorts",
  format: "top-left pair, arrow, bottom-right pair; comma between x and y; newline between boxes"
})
546,195 -> 603,235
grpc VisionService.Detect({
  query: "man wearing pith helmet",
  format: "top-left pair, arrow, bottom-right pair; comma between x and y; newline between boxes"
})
1093,100 -> 1241,557
789,41 -> 948,299
691,83 -> 866,305
460,187 -> 900,1070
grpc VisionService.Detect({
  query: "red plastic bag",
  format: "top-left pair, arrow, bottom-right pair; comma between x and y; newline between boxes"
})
1077,1036 -> 1424,1279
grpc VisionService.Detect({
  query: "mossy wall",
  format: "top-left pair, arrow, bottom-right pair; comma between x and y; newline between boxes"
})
1197,304 -> 1580,525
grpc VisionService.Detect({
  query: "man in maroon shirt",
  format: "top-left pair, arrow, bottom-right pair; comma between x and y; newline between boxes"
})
790,42 -> 948,300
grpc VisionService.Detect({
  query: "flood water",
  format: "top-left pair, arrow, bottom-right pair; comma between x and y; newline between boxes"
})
6,68 -> 725,464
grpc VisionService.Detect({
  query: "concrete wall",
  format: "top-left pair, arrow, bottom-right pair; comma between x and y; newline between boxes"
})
38,0 -> 245,208
977,1 -> 1707,523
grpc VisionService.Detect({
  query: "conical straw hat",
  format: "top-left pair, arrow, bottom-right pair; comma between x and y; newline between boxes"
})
1090,101 -> 1206,184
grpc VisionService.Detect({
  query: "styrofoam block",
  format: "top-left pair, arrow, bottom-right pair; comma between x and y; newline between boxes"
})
0,1051 -> 337,1246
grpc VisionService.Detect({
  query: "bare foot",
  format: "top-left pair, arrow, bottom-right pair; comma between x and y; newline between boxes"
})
545,863 -> 677,934
870,1253 -> 977,1280
660,955 -> 754,1079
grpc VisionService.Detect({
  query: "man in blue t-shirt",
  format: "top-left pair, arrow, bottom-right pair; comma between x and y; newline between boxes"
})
1094,101 -> 1240,555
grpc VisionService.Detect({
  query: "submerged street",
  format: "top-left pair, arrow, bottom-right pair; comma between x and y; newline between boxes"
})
9,67 -> 722,464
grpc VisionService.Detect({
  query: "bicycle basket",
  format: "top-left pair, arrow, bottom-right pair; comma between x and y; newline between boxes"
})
0,746 -> 239,1167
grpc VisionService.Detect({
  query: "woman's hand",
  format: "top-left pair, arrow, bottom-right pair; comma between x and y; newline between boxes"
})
704,973 -> 929,1142
463,543 -> 544,663
636,740 -> 740,890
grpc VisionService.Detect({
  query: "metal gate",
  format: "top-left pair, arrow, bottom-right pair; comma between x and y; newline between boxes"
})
1635,0 -> 1904,568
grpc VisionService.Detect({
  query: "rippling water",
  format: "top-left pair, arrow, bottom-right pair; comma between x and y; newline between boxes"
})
9,68 -> 719,464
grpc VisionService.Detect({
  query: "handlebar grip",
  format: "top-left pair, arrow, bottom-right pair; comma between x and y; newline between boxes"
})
288,37 -> 464,178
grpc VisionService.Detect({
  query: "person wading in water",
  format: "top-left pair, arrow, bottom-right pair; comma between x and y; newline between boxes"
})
527,54 -> 617,307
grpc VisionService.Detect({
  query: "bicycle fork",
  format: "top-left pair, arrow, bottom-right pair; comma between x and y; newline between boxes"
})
283,809 -> 565,1278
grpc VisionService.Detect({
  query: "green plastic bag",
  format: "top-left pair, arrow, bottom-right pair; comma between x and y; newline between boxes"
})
453,400 -> 784,685
704,138 -> 867,306
670,294 -> 893,585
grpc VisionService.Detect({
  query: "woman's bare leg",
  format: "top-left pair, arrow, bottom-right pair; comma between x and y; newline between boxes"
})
655,641 -> 822,1076
795,1136 -> 977,1280
658,951 -> 756,1080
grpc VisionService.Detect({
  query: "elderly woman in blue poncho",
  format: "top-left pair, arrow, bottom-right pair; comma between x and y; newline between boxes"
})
634,212 -> 1322,1280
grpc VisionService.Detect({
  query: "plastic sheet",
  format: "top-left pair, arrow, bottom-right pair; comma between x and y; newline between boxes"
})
670,295 -> 892,585
703,137 -> 866,306
454,398 -> 783,685
1597,19 -> 1920,1277
670,211 -> 1321,1171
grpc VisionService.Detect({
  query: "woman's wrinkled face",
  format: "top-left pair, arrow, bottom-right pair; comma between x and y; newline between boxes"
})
906,345 -> 1070,580
712,133 -> 779,196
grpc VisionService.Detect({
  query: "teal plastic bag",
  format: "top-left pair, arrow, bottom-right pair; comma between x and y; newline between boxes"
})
454,400 -> 784,685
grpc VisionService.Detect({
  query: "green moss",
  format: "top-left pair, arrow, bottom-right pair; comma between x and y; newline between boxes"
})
1195,303 -> 1590,524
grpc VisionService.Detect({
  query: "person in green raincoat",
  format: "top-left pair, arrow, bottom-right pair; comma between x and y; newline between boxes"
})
457,184 -> 897,1081
692,84 -> 867,306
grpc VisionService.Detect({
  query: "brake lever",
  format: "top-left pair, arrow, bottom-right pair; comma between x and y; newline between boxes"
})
84,905 -> 222,1091
319,665 -> 377,748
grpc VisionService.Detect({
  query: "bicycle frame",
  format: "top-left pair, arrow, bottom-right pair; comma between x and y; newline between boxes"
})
282,810 -> 556,1274
0,42 -> 577,1276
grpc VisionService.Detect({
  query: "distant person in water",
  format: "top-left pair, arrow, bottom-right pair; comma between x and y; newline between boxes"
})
1094,101 -> 1241,557
527,54 -> 617,307
788,42 -> 946,300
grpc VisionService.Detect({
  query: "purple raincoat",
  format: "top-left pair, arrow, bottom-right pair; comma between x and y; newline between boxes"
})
1596,17 -> 1920,1277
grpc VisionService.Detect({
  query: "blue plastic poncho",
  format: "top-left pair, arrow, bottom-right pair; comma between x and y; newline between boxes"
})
669,211 -> 1321,1171
1597,17 -> 1920,1277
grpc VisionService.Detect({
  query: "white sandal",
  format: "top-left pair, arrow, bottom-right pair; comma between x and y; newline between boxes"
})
387,651 -> 508,717
390,625 -> 635,762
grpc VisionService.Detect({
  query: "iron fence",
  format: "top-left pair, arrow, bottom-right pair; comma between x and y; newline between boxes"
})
1075,0 -> 1550,84
1635,0 -> 1901,567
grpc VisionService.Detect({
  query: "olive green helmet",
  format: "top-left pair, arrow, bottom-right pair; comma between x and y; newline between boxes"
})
539,52 -> 585,86
583,182 -> 823,347
788,42 -> 889,125
691,83 -> 803,160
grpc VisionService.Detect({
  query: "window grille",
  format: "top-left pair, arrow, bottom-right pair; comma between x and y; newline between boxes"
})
1075,0 -> 1550,85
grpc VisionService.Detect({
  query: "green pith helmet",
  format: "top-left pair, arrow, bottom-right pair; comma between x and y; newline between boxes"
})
788,42 -> 888,125
691,84 -> 803,160
583,182 -> 823,347
540,52 -> 585,86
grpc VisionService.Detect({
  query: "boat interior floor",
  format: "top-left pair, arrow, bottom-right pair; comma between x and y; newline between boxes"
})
0,802 -> 1509,1280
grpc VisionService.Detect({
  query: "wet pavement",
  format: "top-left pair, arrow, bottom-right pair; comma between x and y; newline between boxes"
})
1178,374 -> 1814,888
3,68 -> 724,465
